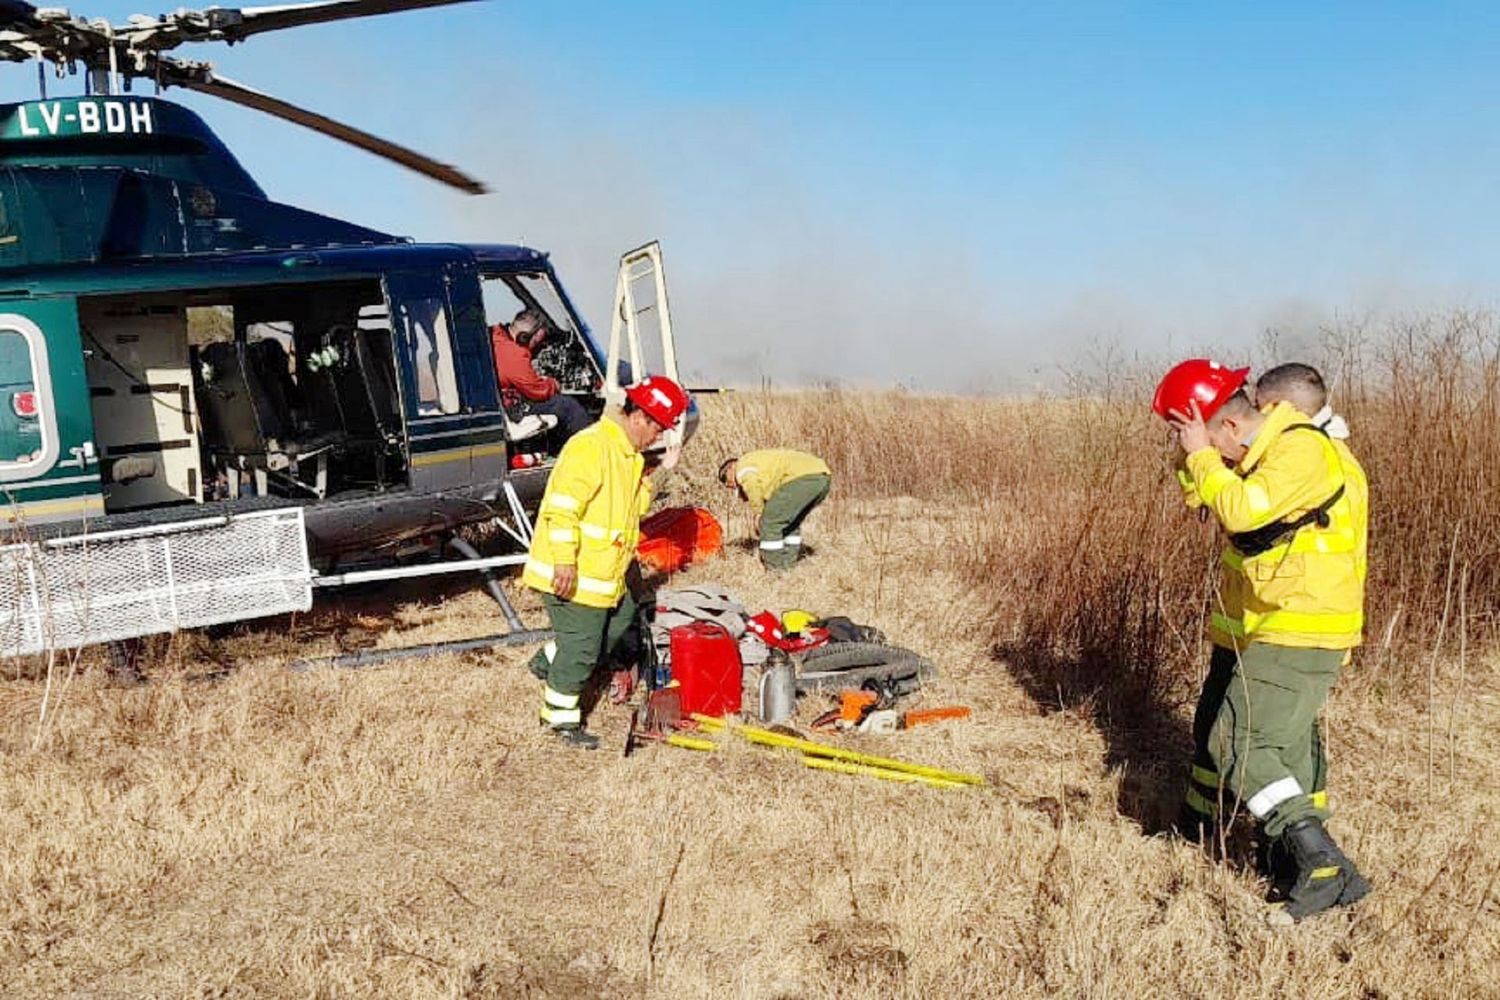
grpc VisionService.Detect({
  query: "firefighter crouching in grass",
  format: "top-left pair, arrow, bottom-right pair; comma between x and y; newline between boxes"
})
717,449 -> 831,569
523,376 -> 689,750
1155,359 -> 1369,922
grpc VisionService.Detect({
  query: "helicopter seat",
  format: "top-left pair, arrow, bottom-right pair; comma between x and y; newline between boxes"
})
198,341 -> 292,459
348,326 -> 406,449
198,341 -> 338,497
245,339 -> 302,433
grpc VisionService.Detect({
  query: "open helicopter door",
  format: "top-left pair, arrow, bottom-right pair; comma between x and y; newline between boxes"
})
604,242 -> 683,446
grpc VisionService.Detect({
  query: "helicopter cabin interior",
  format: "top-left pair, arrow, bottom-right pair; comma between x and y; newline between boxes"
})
71,268 -> 607,516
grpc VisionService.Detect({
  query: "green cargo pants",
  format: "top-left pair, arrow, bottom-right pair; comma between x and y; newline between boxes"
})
1185,646 -> 1333,826
530,590 -> 638,727
759,473 -> 831,569
1185,642 -> 1342,838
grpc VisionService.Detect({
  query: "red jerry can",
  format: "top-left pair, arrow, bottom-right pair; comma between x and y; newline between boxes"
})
668,622 -> 743,718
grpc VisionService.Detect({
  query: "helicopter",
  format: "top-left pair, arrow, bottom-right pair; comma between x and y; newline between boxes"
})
0,0 -> 696,661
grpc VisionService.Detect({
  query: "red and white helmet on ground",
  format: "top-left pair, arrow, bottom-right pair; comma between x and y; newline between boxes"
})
625,375 -> 690,428
1152,359 -> 1250,422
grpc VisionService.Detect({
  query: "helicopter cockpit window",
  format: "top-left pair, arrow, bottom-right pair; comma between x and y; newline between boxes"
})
481,271 -> 602,394
512,274 -> 579,340
399,296 -> 460,416
0,318 -> 55,481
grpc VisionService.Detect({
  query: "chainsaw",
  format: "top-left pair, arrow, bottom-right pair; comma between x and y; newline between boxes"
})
811,687 -> 971,734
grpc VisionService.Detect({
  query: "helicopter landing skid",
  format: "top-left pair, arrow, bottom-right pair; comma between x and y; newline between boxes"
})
299,538 -> 549,671
299,550 -> 550,671
288,628 -> 554,673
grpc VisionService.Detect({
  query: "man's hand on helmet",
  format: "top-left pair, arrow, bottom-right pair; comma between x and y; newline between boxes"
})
1168,400 -> 1212,454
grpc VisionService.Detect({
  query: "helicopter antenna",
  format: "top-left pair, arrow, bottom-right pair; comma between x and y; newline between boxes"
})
0,0 -> 489,194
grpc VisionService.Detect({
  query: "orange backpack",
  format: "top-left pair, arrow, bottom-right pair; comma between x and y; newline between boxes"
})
637,507 -> 724,574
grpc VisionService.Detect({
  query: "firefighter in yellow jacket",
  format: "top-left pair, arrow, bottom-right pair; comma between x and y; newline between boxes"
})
717,449 -> 832,568
1155,358 -> 1369,922
523,376 -> 689,749
1250,365 -> 1368,836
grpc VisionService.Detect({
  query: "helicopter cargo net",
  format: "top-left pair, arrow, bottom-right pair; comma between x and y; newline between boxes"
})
0,509 -> 313,658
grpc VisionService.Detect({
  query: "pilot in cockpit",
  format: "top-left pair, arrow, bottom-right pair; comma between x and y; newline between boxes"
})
491,308 -> 591,440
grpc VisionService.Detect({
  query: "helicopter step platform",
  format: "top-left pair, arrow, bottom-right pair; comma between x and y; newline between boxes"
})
0,508 -> 312,658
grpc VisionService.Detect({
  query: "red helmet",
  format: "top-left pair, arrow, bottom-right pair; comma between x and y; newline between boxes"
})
1152,359 -> 1250,422
624,375 -> 690,428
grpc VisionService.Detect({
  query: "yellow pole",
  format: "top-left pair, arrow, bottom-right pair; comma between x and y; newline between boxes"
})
801,756 -> 970,790
691,714 -> 985,786
664,734 -> 718,752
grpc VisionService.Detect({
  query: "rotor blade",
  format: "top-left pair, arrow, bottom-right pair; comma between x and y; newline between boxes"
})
0,30 -> 38,62
164,66 -> 486,195
214,0 -> 483,42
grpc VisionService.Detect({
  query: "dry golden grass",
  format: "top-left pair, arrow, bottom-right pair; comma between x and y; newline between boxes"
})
1,386 -> 1498,998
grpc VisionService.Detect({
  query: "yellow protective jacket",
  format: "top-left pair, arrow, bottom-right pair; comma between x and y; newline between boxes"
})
735,449 -> 831,512
522,415 -> 648,608
1177,430 -> 1368,580
1331,437 -> 1369,587
1184,401 -> 1367,650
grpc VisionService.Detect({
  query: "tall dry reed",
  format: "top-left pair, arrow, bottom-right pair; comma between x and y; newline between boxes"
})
696,311 -> 1500,711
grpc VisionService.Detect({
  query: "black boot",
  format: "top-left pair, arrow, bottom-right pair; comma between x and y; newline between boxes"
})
1328,841 -> 1372,907
550,726 -> 600,750
1279,818 -> 1349,921
1266,823 -> 1371,909
1257,836 -> 1296,902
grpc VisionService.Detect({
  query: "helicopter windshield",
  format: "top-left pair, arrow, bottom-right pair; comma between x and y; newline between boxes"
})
512,274 -> 577,338
481,271 -> 601,393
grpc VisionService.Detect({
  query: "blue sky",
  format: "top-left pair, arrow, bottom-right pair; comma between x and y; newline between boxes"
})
5,2 -> 1500,388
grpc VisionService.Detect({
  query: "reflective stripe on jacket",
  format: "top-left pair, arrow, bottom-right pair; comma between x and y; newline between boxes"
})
1185,401 -> 1367,650
735,449 -> 831,512
522,415 -> 646,609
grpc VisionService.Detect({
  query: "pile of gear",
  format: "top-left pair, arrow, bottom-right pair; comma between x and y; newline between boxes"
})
623,584 -> 974,787
644,584 -> 938,716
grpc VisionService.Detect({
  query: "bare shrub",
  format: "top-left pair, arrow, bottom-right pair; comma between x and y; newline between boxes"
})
1331,312 -> 1500,674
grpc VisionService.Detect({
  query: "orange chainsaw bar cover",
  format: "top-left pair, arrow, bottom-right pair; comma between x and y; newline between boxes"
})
637,506 -> 724,574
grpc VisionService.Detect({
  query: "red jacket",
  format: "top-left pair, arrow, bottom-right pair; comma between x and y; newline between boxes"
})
491,325 -> 559,404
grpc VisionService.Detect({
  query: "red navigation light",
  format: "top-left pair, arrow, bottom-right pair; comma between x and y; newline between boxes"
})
11,391 -> 36,418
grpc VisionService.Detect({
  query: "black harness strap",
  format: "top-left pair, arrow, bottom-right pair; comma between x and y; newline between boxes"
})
1229,423 -> 1345,558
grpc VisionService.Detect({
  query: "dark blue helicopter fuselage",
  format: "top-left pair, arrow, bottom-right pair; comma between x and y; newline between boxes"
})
0,96 -> 655,560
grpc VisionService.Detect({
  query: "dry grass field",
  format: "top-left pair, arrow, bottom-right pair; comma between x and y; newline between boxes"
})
3,342 -> 1500,997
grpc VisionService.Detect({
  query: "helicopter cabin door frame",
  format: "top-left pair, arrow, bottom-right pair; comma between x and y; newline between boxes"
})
384,267 -> 508,493
0,295 -> 105,526
604,241 -> 684,447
